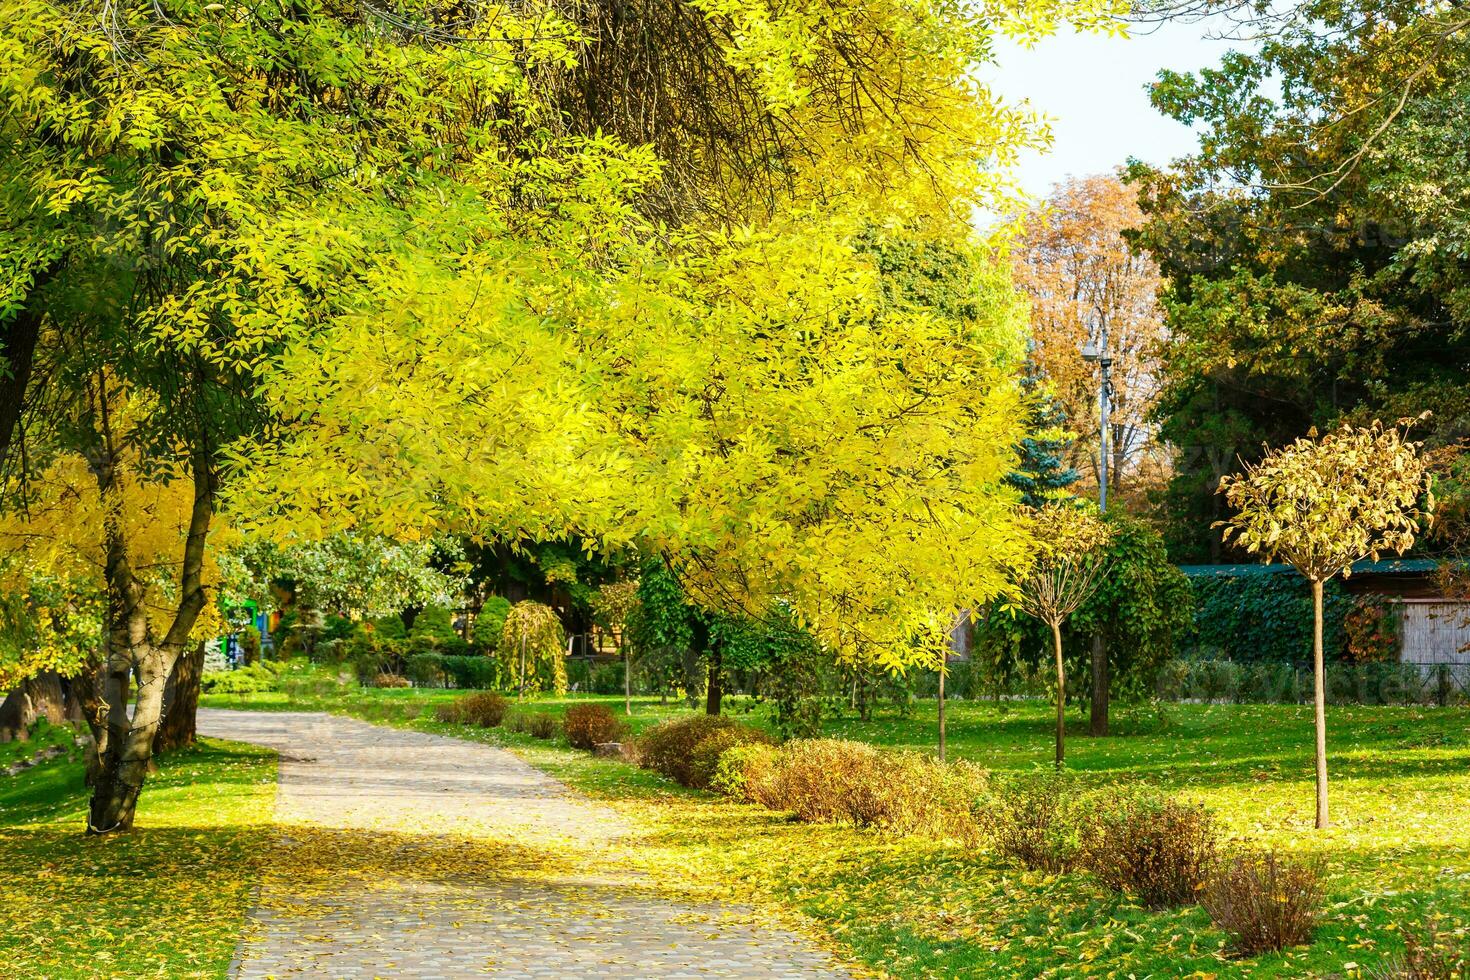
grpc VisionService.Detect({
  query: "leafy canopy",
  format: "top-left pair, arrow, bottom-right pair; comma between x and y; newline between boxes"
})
1218,421 -> 1434,583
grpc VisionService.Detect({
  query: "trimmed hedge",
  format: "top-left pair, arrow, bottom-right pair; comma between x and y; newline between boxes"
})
404,653 -> 499,689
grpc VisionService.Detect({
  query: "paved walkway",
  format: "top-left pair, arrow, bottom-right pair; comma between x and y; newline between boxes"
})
198,709 -> 851,979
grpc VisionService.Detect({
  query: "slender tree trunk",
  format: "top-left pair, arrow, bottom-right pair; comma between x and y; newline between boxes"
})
1312,578 -> 1329,830
1089,634 -> 1109,736
937,658 -> 946,762
623,645 -> 632,716
1052,621 -> 1066,768
153,643 -> 204,755
518,636 -> 527,701
705,639 -> 723,716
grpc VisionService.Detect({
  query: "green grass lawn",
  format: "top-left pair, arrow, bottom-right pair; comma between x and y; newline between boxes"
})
203,672 -> 1470,978
0,736 -> 277,979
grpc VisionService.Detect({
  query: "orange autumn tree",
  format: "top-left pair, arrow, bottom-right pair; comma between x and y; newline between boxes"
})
1012,173 -> 1167,498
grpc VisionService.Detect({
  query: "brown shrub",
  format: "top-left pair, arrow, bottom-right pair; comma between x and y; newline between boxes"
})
638,715 -> 766,787
1202,850 -> 1323,955
753,739 -> 985,843
372,672 -> 410,688
435,692 -> 508,727
760,739 -> 889,824
565,703 -> 628,750
1369,922 -> 1470,979
980,770 -> 1083,873
1079,790 -> 1218,908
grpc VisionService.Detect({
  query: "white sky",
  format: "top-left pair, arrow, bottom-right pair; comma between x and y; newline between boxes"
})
985,21 -> 1244,200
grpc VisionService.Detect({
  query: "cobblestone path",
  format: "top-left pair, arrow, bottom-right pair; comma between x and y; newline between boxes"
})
198,709 -> 850,979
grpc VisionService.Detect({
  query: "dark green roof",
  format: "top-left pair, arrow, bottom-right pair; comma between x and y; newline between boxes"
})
1178,559 -> 1441,578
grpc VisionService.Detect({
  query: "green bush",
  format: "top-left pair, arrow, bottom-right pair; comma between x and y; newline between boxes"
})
1079,789 -> 1218,908
472,597 -> 512,652
564,703 -> 627,750
638,715 -> 759,788
710,743 -> 780,799
409,606 -> 459,650
369,614 -> 408,641
201,664 -> 278,695
1183,568 -> 1351,663
686,726 -> 774,790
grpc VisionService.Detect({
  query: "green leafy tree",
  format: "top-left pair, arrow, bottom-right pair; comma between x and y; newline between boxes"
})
1130,0 -> 1470,559
1218,420 -> 1433,828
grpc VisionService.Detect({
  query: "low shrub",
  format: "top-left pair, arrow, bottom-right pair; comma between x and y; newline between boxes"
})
564,703 -> 627,750
980,769 -> 1084,872
1369,922 -> 1470,979
528,712 -> 559,739
710,743 -> 780,800
372,672 -> 411,688
1202,850 -> 1323,955
200,664 -> 278,695
686,726 -> 774,791
758,738 -> 889,825
638,715 -> 758,787
436,692 -> 509,727
1079,790 -> 1218,908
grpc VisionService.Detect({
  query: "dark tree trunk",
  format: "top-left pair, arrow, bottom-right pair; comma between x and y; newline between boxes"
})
705,638 -> 723,716
1089,634 -> 1109,736
0,671 -> 74,742
153,644 -> 204,755
684,619 -> 708,710
0,270 -> 52,473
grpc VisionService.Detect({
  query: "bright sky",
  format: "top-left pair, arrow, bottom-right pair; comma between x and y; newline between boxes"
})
985,21 -> 1243,200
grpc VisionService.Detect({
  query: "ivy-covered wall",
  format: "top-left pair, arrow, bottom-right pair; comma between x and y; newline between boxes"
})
1180,566 -> 1352,663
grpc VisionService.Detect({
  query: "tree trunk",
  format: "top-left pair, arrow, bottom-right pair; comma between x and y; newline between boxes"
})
153,643 -> 204,755
705,639 -> 723,716
84,390 -> 215,834
0,671 -> 73,742
89,646 -> 180,833
1052,621 -> 1066,768
623,645 -> 632,716
1089,634 -> 1109,736
937,657 -> 946,762
1312,578 -> 1329,830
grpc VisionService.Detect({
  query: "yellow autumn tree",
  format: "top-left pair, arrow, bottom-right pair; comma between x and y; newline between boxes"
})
500,602 -> 567,698
1011,502 -> 1113,767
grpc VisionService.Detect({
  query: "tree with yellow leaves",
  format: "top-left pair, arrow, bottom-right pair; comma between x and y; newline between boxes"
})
1218,420 -> 1433,829
501,602 -> 568,699
2,0 -> 1121,831
1012,502 -> 1113,767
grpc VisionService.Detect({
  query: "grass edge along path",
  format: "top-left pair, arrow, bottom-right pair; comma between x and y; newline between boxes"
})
0,737 -> 277,980
201,684 -> 1470,978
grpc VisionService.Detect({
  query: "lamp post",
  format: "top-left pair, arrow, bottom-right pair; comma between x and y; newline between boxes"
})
1080,332 -> 1113,515
1081,329 -> 1113,735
